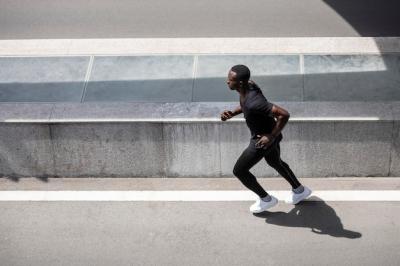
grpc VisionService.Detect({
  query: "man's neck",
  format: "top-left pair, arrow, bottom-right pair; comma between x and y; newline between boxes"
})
237,82 -> 250,97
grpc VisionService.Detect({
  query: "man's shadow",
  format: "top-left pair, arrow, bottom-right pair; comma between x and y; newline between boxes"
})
254,196 -> 362,239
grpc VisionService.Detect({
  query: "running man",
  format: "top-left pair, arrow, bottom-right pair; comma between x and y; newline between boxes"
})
221,65 -> 312,213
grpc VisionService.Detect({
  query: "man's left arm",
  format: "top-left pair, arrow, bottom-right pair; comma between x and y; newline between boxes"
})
256,104 -> 290,148
269,104 -> 290,139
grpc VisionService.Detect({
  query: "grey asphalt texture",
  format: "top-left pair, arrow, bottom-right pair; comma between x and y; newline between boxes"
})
1,201 -> 399,266
1,0 -> 399,39
1,178 -> 400,266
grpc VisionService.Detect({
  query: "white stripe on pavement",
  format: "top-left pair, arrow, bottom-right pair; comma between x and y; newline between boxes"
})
1,37 -> 399,55
0,190 -> 400,201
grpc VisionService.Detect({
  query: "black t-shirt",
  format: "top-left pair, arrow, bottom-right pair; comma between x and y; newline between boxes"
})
240,83 -> 282,141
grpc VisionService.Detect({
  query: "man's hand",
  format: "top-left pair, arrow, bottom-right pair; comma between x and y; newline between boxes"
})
221,110 -> 234,121
255,134 -> 275,149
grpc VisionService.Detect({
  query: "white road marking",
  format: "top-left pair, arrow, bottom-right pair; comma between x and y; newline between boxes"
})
0,190 -> 399,201
0,37 -> 399,55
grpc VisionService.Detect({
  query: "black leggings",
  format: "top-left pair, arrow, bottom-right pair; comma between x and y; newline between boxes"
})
233,137 -> 301,198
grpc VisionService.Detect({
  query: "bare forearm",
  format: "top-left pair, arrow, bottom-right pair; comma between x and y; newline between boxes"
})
270,116 -> 289,138
232,106 -> 242,116
221,106 -> 242,121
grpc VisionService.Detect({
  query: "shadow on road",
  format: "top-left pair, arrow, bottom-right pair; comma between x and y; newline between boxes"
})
253,196 -> 362,239
1,175 -> 49,183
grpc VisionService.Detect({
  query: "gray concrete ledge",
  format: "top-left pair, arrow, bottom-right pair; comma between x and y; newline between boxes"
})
0,101 -> 399,178
0,101 -> 398,123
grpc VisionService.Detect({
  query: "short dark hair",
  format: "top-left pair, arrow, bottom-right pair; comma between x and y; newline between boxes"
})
231,64 -> 250,82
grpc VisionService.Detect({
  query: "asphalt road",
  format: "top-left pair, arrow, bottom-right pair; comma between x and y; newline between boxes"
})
1,201 -> 399,266
1,178 -> 400,266
1,0 -> 399,39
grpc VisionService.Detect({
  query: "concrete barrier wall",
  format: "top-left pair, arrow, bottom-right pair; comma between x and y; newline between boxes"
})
0,121 -> 396,178
0,102 -> 398,178
391,121 -> 400,176
1,54 -> 400,102
0,123 -> 54,177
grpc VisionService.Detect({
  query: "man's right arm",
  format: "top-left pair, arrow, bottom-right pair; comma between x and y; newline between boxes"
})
221,106 -> 242,121
232,105 -> 242,116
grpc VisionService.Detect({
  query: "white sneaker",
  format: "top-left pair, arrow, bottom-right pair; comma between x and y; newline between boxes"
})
249,195 -> 278,213
285,186 -> 312,205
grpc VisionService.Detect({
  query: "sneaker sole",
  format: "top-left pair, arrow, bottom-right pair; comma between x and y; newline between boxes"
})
291,189 -> 312,205
250,198 -> 278,213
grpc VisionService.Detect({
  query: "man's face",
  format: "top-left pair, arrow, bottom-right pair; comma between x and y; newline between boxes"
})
226,70 -> 240,90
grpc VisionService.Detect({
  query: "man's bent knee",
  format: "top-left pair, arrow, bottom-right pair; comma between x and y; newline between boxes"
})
233,164 -> 246,178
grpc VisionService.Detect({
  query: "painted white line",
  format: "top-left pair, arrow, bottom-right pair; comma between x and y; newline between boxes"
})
3,117 -> 381,123
0,37 -> 399,55
0,190 -> 399,201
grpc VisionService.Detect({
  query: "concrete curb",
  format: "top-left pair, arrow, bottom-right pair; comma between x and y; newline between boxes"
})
0,102 -> 398,123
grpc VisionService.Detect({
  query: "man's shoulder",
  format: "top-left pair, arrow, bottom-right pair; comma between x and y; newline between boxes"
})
246,90 -> 268,104
245,92 -> 273,114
